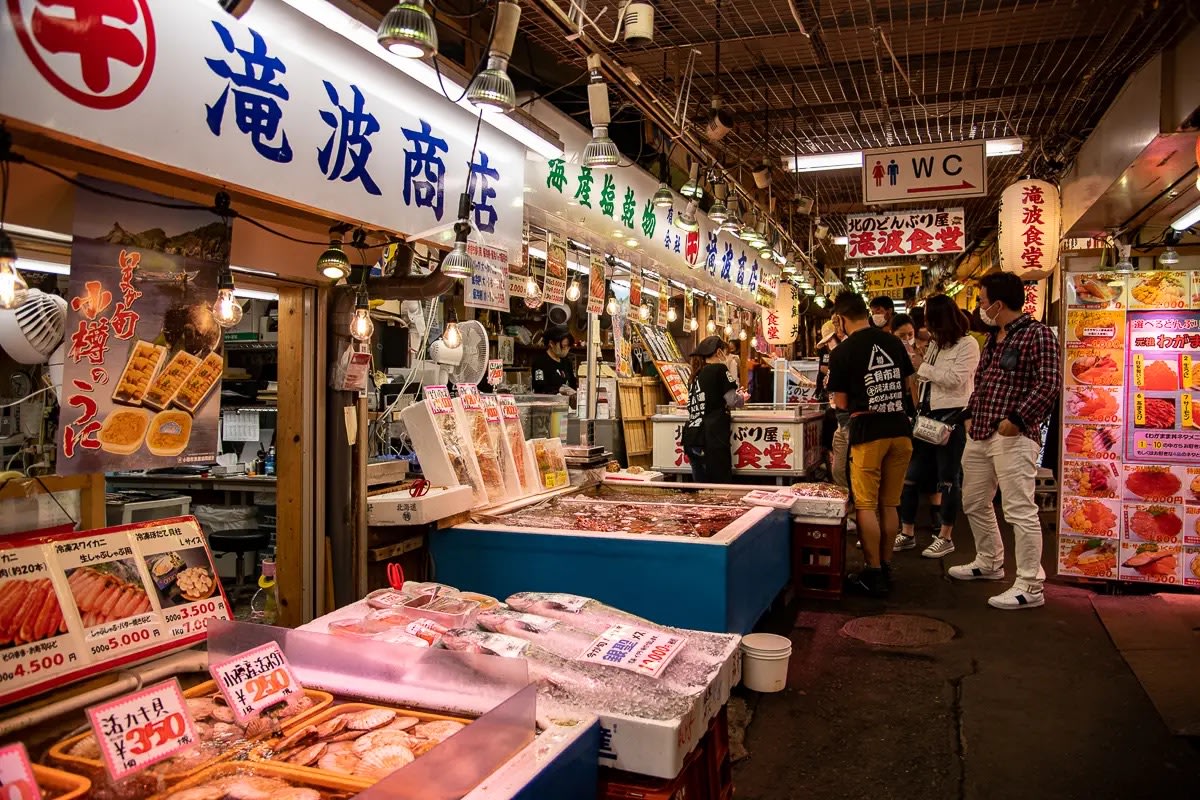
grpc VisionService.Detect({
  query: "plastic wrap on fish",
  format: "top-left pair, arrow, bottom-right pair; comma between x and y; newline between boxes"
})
440,629 -> 693,721
479,497 -> 746,537
455,388 -> 510,504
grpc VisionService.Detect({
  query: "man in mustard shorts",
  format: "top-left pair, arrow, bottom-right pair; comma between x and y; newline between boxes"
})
826,291 -> 916,596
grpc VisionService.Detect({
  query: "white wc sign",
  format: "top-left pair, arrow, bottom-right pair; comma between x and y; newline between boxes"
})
862,141 -> 987,205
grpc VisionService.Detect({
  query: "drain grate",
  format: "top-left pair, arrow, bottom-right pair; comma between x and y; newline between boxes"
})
840,614 -> 956,647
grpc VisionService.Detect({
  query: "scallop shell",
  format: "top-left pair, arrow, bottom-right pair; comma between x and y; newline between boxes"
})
243,715 -> 275,739
354,744 -> 414,779
325,741 -> 356,754
317,750 -> 361,774
315,716 -> 348,738
410,739 -> 439,758
288,742 -> 327,766
329,729 -> 367,742
414,720 -> 465,742
212,775 -> 287,800
346,708 -> 397,730
164,787 -> 225,800
186,698 -> 217,720
384,716 -> 420,732
352,729 -> 418,755
274,725 -> 318,751
210,704 -> 237,723
273,791 -> 321,800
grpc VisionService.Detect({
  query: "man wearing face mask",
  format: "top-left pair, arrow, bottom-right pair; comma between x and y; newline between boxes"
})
814,321 -> 851,489
949,272 -> 1061,609
869,296 -> 895,330
531,325 -> 578,404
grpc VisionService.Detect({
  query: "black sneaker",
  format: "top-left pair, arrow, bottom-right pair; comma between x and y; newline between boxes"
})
846,568 -> 889,597
881,562 -> 893,589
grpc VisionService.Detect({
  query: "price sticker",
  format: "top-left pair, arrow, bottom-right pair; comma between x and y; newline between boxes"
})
1183,394 -> 1194,429
1183,356 -> 1194,390
577,624 -> 688,679
1133,354 -> 1144,388
86,678 -> 197,781
209,641 -> 301,724
487,359 -> 504,386
1134,392 -> 1146,426
0,743 -> 38,800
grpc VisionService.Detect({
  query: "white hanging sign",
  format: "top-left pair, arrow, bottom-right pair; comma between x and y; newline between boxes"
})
998,179 -> 1061,280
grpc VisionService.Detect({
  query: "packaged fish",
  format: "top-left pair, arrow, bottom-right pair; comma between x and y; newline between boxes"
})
399,386 -> 488,505
481,395 -> 524,499
454,385 -> 510,504
498,394 -> 540,493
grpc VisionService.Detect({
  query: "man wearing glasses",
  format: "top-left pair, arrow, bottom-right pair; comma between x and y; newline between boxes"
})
949,272 -> 1061,609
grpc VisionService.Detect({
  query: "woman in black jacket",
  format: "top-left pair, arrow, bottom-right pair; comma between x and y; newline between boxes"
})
682,337 -> 747,483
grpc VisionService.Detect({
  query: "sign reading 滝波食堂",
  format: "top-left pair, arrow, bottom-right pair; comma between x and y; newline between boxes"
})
861,141 -> 987,205
846,208 -> 966,259
865,265 -> 923,295
57,178 -> 226,475
0,0 -> 525,261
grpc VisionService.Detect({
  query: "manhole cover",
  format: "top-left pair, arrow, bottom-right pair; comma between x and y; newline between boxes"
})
840,614 -> 955,647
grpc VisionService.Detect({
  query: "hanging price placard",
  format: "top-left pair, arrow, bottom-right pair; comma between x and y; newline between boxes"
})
86,678 -> 198,781
487,359 -> 504,386
587,253 -> 606,315
630,267 -> 642,308
657,281 -> 669,329
0,743 -> 38,800
209,641 -> 301,724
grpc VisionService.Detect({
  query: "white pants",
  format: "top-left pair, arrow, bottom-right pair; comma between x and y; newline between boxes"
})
961,433 -> 1044,591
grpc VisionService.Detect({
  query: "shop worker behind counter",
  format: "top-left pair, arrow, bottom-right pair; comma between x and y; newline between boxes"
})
949,271 -> 1062,610
826,291 -> 915,597
683,337 -> 747,484
531,325 -> 578,404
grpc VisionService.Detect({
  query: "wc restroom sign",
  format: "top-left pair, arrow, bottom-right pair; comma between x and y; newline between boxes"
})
862,141 -> 987,205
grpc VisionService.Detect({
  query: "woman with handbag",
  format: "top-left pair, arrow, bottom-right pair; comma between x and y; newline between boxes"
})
682,336 -> 747,483
894,295 -> 980,557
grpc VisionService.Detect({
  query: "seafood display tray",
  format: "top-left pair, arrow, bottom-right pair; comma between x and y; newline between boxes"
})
433,502 -> 790,633
48,680 -> 333,781
255,701 -> 475,788
33,763 -> 91,800
147,761 -> 364,800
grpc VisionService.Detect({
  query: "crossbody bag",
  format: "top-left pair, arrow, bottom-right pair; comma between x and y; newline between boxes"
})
912,345 -> 956,445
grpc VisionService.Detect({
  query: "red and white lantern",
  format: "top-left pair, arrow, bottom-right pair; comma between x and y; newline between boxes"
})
998,179 -> 1060,280
762,283 -> 798,345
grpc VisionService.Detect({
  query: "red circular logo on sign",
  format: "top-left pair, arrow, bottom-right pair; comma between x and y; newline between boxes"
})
7,0 -> 156,110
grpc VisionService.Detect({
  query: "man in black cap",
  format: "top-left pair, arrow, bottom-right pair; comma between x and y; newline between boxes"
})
682,336 -> 746,483
531,324 -> 578,402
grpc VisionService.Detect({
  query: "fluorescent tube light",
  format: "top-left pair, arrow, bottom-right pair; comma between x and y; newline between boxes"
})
832,236 -> 849,246
1170,200 -> 1200,231
16,259 -> 70,275
784,137 -> 1025,173
3,224 -> 72,243
985,137 -> 1024,157
234,288 -> 280,301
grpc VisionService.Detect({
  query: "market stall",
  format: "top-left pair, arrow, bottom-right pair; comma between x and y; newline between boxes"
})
652,404 -> 826,480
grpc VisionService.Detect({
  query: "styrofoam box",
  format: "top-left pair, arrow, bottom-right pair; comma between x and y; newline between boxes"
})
367,485 -> 475,525
399,398 -> 487,506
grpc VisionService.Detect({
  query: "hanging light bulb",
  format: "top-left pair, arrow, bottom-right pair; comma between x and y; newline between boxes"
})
349,286 -> 375,341
706,318 -> 716,334
814,294 -> 827,308
1159,247 -> 1180,267
680,162 -> 703,199
582,55 -> 620,168
566,279 -> 582,302
466,1 -> 520,112
438,193 -> 475,280
652,183 -> 675,209
689,317 -> 699,332
708,183 -> 729,225
721,197 -> 742,235
738,326 -> 747,341
376,1 -> 438,58
677,200 -> 700,233
524,274 -> 540,299
639,304 -> 651,321
0,232 -> 28,310
211,266 -> 244,328
738,210 -> 758,241
804,287 -> 816,296
724,322 -> 734,338
316,233 -> 351,281
667,305 -> 677,323
441,303 -> 462,349
1114,243 -> 1134,274
606,295 -> 618,316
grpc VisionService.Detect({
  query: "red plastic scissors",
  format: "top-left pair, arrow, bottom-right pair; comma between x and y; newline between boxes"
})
387,561 -> 405,590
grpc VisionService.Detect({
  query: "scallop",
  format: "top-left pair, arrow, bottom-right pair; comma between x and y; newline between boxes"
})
414,720 -> 465,742
346,708 -> 397,730
317,750 -> 360,775
287,742 -> 327,767
354,744 -> 414,779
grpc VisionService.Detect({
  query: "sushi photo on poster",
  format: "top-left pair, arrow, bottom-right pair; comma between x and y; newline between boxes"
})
57,176 -> 229,476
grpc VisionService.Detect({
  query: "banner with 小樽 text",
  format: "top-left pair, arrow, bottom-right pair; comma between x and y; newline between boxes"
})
57,178 -> 227,475
846,208 -> 966,258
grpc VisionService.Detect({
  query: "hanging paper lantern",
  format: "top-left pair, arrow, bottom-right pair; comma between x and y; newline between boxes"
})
998,179 -> 1060,280
763,283 -> 798,345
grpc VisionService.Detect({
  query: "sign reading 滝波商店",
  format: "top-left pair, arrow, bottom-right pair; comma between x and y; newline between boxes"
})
845,208 -> 966,259
58,178 -> 225,475
861,141 -> 987,205
0,0 -> 525,260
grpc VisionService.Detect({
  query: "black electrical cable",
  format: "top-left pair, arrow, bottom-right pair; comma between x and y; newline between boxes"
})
428,1 -> 496,105
428,0 -> 492,20
23,159 -> 202,211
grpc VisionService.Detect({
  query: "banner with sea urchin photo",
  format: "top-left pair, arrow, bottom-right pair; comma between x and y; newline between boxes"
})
57,178 -> 228,475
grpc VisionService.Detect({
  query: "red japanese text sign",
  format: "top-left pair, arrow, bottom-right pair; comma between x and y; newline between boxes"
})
86,678 -> 198,780
210,641 -> 302,723
57,177 -> 228,475
845,207 -> 966,258
998,179 -> 1060,280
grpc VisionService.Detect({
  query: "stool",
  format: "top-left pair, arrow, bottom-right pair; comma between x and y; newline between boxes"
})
791,517 -> 846,599
208,529 -> 270,601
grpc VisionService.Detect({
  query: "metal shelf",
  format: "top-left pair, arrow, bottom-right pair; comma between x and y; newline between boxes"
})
223,341 -> 278,351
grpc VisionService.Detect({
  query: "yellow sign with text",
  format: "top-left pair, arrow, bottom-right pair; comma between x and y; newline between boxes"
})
865,264 -> 922,294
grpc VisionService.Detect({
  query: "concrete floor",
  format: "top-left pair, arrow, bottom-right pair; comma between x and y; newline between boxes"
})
732,521 -> 1200,800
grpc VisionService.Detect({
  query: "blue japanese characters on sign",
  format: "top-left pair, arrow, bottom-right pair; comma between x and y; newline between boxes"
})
205,21 -> 292,163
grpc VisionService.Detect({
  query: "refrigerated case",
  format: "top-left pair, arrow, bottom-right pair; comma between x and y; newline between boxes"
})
651,403 -> 825,479
428,482 -> 791,633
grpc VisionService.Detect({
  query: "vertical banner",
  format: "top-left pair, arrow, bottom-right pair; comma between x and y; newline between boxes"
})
464,242 -> 509,312
657,282 -> 670,328
613,315 -> 633,378
587,253 -> 606,315
544,233 -> 567,304
684,288 -> 694,333
58,178 -> 227,475
630,267 -> 642,308
509,227 -> 530,298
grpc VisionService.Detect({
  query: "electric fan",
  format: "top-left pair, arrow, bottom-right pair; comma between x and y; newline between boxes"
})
0,289 -> 67,365
429,320 -> 489,386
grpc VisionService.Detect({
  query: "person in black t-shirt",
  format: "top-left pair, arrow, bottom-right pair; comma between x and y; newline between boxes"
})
682,336 -> 746,483
531,325 -> 578,403
826,291 -> 916,596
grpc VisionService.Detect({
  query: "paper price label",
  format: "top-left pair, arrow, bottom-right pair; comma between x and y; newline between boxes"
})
498,394 -> 519,421
0,743 -> 38,800
1183,394 -> 1194,429
457,384 -> 481,411
424,386 -> 453,415
481,396 -> 503,424
1183,356 -> 1194,389
87,678 -> 197,781
1133,354 -> 1144,388
1134,392 -> 1146,426
210,642 -> 301,724
487,359 -> 504,386
578,624 -> 688,678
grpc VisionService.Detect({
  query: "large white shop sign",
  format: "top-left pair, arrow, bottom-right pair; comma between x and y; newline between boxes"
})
0,0 -> 525,260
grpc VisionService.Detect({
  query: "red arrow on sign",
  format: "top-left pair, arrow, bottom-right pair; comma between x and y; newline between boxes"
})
907,181 -> 976,193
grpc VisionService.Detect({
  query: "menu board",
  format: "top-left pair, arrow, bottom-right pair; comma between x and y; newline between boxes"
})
1058,272 -> 1200,589
0,517 -> 229,706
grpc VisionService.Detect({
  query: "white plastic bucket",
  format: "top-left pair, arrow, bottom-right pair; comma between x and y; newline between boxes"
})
740,633 -> 792,693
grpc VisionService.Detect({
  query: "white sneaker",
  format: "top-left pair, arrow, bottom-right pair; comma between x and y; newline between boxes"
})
947,561 -> 1005,581
894,534 -> 917,551
987,586 -> 1045,610
922,538 -> 956,558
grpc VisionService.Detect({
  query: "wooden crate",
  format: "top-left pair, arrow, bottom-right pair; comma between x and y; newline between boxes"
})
617,379 -> 646,420
640,376 -> 666,413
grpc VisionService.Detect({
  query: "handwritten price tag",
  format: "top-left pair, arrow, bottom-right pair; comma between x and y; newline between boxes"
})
209,642 -> 301,723
487,359 -> 504,385
86,679 -> 197,781
578,624 -> 688,678
0,743 -> 38,800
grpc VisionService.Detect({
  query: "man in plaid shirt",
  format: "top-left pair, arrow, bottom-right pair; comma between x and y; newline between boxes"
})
949,272 -> 1061,609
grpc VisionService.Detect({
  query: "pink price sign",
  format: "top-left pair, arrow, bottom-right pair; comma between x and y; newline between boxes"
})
209,641 -> 301,724
0,743 -> 38,800
86,678 -> 198,781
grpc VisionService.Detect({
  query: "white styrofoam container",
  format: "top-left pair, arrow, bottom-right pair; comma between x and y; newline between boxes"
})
400,397 -> 487,506
367,485 -> 475,525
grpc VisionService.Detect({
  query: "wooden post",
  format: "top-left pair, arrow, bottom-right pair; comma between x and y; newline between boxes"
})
275,287 -> 306,627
